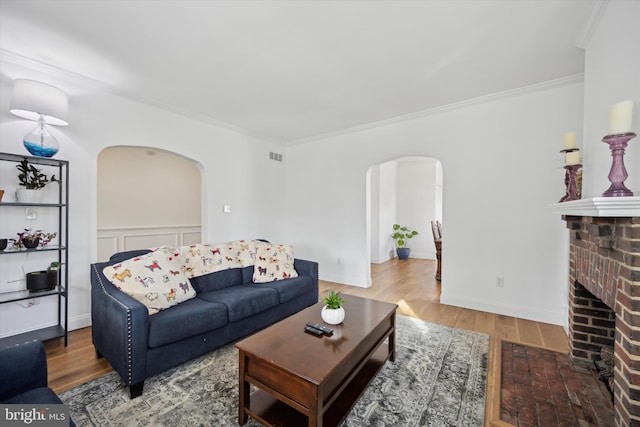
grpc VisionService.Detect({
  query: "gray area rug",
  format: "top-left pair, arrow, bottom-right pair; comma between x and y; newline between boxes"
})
60,315 -> 489,426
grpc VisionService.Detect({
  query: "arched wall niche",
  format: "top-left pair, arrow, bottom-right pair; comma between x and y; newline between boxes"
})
96,145 -> 203,260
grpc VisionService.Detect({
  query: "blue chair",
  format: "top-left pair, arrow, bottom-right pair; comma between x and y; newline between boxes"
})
0,340 -> 75,427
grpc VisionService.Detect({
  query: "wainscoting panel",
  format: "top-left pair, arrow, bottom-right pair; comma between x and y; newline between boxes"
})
124,233 -> 178,251
97,235 -> 118,262
183,231 -> 202,246
97,225 -> 201,261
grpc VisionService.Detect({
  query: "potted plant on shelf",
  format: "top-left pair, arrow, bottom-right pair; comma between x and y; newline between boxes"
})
321,290 -> 346,325
26,262 -> 62,292
26,261 -> 63,292
392,223 -> 419,260
46,261 -> 64,288
15,158 -> 59,203
11,229 -> 56,250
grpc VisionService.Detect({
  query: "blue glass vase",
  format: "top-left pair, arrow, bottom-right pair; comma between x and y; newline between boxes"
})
23,120 -> 59,157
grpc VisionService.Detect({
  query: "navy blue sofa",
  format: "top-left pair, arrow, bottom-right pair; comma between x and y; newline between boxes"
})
0,340 -> 76,427
90,249 -> 318,399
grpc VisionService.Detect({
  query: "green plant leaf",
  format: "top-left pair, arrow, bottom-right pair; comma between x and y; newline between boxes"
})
322,290 -> 346,309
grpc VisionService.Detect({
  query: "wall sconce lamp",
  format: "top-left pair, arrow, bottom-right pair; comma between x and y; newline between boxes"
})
10,79 -> 69,158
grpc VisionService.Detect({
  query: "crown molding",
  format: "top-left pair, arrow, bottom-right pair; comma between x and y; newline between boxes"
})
575,0 -> 609,49
287,74 -> 584,146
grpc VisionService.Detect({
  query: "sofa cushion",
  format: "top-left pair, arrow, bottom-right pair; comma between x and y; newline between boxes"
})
252,241 -> 298,283
197,285 -> 279,322
181,240 -> 256,278
148,298 -> 228,348
241,265 -> 254,284
102,246 -> 196,315
189,267 -> 243,293
251,276 -> 314,303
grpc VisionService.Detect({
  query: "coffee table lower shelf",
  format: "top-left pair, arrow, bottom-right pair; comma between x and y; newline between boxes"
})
244,344 -> 390,427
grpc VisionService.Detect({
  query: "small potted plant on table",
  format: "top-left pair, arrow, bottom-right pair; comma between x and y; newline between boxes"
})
321,290 -> 346,325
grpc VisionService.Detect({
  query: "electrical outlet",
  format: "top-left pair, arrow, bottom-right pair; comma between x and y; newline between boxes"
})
496,277 -> 505,287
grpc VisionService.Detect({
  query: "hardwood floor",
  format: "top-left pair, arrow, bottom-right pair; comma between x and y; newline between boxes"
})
44,258 -> 568,425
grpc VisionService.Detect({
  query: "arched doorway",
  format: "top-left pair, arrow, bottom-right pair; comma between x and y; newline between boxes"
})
96,146 -> 203,261
366,156 -> 443,285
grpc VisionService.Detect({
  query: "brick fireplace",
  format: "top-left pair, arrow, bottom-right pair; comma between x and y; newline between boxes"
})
563,214 -> 640,426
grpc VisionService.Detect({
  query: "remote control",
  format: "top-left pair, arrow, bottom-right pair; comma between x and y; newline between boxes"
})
306,322 -> 333,335
304,325 -> 324,337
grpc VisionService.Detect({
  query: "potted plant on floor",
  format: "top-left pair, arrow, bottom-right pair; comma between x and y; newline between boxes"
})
392,223 -> 419,260
321,290 -> 346,325
15,159 -> 59,203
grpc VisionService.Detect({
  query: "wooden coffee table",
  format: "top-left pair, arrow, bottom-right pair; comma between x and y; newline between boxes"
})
236,295 -> 397,427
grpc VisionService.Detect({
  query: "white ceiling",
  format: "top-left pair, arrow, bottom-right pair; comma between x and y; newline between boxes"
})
0,0 -> 599,144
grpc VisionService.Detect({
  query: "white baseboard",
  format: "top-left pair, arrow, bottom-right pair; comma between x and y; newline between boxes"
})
319,272 -> 369,288
371,255 -> 392,264
0,314 -> 92,339
441,293 -> 567,326
69,313 -> 92,331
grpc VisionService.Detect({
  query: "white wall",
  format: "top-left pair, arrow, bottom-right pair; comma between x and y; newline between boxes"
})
582,1 -> 639,198
0,59 -> 285,338
286,81 -> 582,325
395,157 -> 439,260
370,161 -> 397,264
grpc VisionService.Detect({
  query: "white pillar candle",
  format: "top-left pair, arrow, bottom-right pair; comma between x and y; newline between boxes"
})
563,131 -> 577,150
608,100 -> 634,135
565,150 -> 580,166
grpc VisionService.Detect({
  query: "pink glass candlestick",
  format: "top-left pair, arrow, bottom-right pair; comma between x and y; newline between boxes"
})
602,132 -> 635,197
560,164 -> 582,202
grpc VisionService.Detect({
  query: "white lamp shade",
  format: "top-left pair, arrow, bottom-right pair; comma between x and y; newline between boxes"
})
10,79 -> 69,126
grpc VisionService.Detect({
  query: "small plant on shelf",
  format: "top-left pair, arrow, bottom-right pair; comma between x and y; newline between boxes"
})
38,231 -> 57,247
16,159 -> 59,189
11,229 -> 57,250
47,261 -> 64,272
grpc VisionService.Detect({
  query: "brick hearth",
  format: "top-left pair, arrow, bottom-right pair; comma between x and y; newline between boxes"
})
500,341 -> 613,426
564,216 -> 640,426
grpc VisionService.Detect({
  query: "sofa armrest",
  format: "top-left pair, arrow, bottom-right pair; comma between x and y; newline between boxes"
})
294,258 -> 318,280
294,258 -> 319,301
0,340 -> 47,401
90,262 -> 149,387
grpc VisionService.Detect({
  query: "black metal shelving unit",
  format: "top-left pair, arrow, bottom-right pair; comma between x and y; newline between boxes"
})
0,152 -> 69,347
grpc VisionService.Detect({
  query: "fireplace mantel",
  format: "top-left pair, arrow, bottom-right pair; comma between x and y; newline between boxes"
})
550,196 -> 640,217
